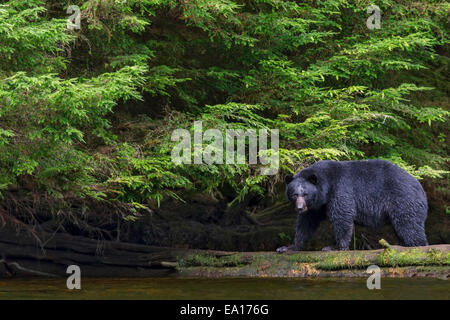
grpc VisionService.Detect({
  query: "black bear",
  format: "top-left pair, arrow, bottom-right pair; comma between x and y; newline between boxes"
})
277,160 -> 428,252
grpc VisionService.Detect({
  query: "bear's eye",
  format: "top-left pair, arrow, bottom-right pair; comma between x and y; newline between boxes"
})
303,193 -> 308,197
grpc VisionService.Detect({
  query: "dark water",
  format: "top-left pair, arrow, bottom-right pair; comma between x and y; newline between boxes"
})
0,277 -> 448,300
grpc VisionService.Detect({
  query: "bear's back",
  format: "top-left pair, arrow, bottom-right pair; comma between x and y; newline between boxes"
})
309,159 -> 424,199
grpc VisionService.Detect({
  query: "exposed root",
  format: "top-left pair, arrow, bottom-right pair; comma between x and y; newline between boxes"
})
0,259 -> 59,278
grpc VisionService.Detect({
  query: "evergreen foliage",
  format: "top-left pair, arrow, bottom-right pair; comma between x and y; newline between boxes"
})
0,0 -> 448,219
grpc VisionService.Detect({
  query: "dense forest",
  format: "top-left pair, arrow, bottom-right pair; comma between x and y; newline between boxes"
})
0,0 -> 448,254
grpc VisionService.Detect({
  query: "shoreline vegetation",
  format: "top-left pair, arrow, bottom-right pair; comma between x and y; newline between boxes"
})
177,243 -> 450,280
0,232 -> 448,279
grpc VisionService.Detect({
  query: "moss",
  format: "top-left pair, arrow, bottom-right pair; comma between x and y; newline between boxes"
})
315,253 -> 372,270
415,265 -> 450,273
178,247 -> 450,276
286,253 -> 323,263
426,248 -> 449,265
379,238 -> 392,249
178,253 -> 251,268
251,253 -> 276,264
375,248 -> 450,267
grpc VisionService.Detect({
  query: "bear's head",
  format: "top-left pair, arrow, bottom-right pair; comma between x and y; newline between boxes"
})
284,171 -> 323,214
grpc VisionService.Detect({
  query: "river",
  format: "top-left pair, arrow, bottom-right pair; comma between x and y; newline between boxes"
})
0,277 -> 448,299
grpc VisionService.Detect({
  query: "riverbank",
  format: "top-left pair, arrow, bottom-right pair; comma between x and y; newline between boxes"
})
0,227 -> 448,279
177,243 -> 450,280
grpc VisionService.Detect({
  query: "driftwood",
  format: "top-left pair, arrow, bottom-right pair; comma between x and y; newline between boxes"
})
0,229 -> 233,278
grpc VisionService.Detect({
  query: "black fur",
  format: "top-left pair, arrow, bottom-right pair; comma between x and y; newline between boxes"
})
277,160 -> 428,252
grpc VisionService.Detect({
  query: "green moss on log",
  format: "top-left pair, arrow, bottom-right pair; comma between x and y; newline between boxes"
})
315,253 -> 372,270
376,248 -> 450,267
178,253 -> 251,268
176,245 -> 450,277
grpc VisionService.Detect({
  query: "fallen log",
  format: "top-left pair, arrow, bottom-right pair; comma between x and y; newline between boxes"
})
176,240 -> 450,279
0,228 -> 448,279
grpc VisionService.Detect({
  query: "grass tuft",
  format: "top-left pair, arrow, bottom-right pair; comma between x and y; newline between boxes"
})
178,253 -> 251,268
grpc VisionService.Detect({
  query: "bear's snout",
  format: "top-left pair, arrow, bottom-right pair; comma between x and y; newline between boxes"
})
296,197 -> 307,213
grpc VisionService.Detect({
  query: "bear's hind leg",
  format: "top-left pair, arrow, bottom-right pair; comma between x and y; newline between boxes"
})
327,197 -> 355,251
391,217 -> 428,247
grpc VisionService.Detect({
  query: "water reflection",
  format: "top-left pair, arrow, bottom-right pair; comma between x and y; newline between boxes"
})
0,277 -> 447,300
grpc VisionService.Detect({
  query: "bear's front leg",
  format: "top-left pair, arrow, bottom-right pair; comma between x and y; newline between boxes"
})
276,212 -> 320,253
330,219 -> 353,251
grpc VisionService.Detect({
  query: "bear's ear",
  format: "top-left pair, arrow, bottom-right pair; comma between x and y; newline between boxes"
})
307,174 -> 318,185
284,174 -> 294,185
